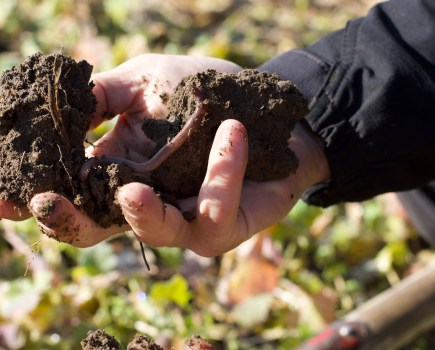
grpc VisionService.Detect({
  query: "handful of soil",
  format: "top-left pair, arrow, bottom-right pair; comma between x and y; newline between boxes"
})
0,53 -> 307,233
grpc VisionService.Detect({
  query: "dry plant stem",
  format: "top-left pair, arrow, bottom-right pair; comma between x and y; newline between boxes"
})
48,55 -> 70,152
79,85 -> 207,180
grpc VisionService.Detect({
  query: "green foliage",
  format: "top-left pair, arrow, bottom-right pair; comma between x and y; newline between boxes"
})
149,274 -> 192,308
75,243 -> 118,276
231,294 -> 274,328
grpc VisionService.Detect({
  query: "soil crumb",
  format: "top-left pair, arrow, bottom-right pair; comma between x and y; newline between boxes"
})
81,329 -> 121,350
0,53 -> 308,232
127,334 -> 163,350
183,335 -> 216,350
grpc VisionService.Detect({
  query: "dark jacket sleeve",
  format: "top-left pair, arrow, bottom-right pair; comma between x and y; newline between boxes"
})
258,0 -> 435,207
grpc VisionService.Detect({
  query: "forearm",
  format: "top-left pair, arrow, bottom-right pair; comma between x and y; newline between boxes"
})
259,0 -> 435,206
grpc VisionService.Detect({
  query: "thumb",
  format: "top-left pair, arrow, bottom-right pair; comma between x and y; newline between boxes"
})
189,119 -> 249,256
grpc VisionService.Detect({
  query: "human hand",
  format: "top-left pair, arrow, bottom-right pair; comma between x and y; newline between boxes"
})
7,53 -> 330,255
113,121 -> 330,257
24,53 -> 244,246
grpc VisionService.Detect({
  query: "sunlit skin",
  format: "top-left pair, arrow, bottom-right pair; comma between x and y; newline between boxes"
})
0,54 -> 330,256
79,85 -> 207,180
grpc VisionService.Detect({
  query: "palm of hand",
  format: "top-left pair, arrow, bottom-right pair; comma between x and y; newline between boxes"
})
88,54 -> 242,162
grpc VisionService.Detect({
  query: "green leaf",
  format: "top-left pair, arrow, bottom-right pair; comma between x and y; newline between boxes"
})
231,293 -> 274,328
77,243 -> 118,275
0,272 -> 52,319
103,0 -> 131,27
149,274 -> 192,308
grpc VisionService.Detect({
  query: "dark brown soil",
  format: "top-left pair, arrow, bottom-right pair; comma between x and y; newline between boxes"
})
142,68 -> 307,198
0,52 -> 139,231
0,52 -> 94,214
126,334 -> 163,350
0,53 -> 307,232
183,335 -> 216,350
81,329 -> 122,350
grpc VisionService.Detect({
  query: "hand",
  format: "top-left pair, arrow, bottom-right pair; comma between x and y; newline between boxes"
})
26,53 -> 244,246
0,54 -> 241,233
20,53 -> 331,256
114,121 -> 330,257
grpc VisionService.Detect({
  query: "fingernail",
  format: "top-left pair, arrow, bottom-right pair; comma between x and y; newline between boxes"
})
219,121 -> 247,155
30,194 -> 58,220
116,185 -> 144,214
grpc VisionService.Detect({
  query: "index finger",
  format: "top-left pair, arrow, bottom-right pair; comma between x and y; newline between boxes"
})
90,66 -> 145,130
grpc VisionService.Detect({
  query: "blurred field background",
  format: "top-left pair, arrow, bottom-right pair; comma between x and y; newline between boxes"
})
1,0 -> 434,349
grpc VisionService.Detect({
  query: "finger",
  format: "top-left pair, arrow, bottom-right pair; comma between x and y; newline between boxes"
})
89,54 -> 243,130
29,193 -> 129,247
90,67 -> 145,130
191,119 -> 249,256
0,200 -> 30,221
89,55 -> 172,129
116,182 -> 190,247
116,119 -> 249,256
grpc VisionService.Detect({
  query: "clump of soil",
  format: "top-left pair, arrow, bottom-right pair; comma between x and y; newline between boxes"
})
0,53 -> 307,232
0,52 -> 94,214
81,330 -> 215,350
142,68 -> 307,198
0,52 -> 139,231
126,334 -> 163,350
183,335 -> 216,350
81,329 -> 121,350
